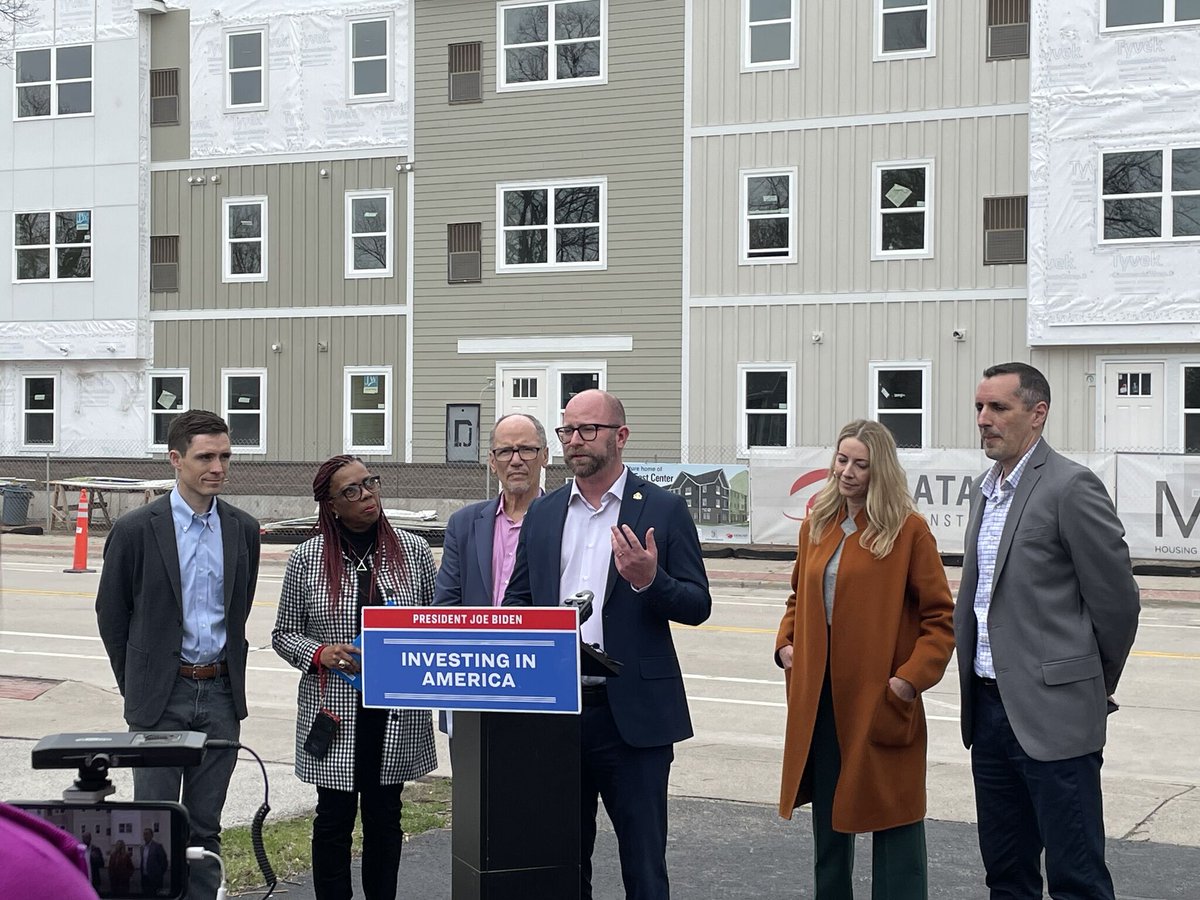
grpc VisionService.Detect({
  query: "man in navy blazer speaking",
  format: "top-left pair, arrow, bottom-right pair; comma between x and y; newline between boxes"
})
504,389 -> 712,900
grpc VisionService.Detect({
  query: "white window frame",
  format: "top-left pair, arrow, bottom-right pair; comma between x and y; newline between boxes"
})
742,0 -> 800,71
495,177 -> 608,273
737,363 -> 795,457
344,189 -> 394,278
1098,146 -> 1200,245
875,0 -> 935,61
225,27 -> 267,112
496,0 -> 608,92
222,196 -> 268,283
872,159 -> 934,260
21,372 -> 60,450
347,15 -> 393,102
740,167 -> 798,264
14,44 -> 93,120
344,365 -> 393,455
148,368 -> 190,451
869,360 -> 931,449
1102,0 -> 1200,31
13,208 -> 94,283
1182,362 -> 1200,453
556,365 -> 607,420
222,368 -> 268,454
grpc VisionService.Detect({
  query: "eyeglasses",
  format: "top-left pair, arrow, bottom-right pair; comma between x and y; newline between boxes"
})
338,475 -> 382,502
554,423 -> 621,442
491,445 -> 544,462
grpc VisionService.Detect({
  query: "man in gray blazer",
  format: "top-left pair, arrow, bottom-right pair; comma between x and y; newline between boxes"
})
96,409 -> 260,900
955,363 -> 1140,900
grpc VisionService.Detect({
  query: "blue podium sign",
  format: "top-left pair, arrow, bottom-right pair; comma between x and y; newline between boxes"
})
360,606 -> 582,714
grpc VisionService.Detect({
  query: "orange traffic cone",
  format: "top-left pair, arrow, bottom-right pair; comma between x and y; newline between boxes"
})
63,489 -> 96,574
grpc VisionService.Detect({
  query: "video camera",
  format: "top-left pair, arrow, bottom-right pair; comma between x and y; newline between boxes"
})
8,732 -> 208,900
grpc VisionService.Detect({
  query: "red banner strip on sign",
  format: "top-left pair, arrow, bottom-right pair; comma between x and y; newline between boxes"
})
362,606 -> 578,631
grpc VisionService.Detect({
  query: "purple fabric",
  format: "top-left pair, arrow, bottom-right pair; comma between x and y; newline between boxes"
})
0,802 -> 98,899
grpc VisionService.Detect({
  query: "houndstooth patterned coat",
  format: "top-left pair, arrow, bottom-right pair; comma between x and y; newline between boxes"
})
272,530 -> 438,791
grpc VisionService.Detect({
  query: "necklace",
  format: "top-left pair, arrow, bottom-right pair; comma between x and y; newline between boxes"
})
343,545 -> 374,573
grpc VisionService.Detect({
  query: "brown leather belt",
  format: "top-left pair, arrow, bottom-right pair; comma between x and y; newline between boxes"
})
180,661 -> 228,679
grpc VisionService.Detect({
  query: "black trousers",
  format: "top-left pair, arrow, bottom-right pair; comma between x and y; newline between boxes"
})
312,706 -> 404,900
970,679 -> 1114,900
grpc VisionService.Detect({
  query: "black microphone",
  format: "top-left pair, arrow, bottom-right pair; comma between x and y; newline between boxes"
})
563,589 -> 594,624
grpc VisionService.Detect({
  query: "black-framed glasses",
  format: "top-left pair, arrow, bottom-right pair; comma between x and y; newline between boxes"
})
338,475 -> 382,502
554,423 -> 621,442
491,445 -> 544,462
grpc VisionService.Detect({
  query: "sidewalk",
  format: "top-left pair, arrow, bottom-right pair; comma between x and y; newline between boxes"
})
258,794 -> 1200,900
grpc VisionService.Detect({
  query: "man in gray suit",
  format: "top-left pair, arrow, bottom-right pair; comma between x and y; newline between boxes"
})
955,362 -> 1140,900
97,409 -> 260,900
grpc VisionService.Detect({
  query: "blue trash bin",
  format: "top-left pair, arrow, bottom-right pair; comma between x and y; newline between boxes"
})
2,484 -> 34,526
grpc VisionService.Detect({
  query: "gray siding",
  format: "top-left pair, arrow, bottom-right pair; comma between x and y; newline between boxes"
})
691,115 -> 1029,298
150,10 -> 190,162
692,0 -> 1029,125
150,157 -> 409,312
412,0 -> 686,461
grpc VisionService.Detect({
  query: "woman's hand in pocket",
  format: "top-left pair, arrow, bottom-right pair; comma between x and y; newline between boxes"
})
887,676 -> 916,702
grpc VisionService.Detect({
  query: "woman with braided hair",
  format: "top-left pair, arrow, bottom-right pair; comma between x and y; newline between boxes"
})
272,455 -> 437,900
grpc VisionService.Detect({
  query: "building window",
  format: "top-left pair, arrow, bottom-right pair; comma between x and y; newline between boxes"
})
222,197 -> 267,282
226,29 -> 266,110
345,190 -> 393,278
14,210 -> 92,281
150,68 -> 180,125
559,370 -> 601,418
741,169 -> 796,263
15,45 -> 92,119
22,374 -> 58,448
223,369 -> 267,453
1101,147 -> 1200,243
738,364 -> 794,454
149,370 -> 188,450
1185,365 -> 1200,452
497,178 -> 606,271
349,17 -> 391,100
1105,0 -> 1200,29
874,161 -> 933,258
345,367 -> 392,454
877,0 -> 934,58
744,0 -> 798,69
497,0 -> 606,91
870,362 -> 930,448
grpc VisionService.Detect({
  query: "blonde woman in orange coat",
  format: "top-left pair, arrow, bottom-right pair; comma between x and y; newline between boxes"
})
775,419 -> 954,899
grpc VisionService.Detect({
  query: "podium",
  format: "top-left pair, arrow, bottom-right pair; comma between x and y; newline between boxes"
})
451,643 -> 621,899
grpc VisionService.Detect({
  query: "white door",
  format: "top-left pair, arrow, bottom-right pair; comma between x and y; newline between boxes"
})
1103,362 -> 1165,451
498,366 -> 549,427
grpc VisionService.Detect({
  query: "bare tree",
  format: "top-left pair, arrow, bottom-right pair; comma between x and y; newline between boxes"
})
0,0 -> 36,64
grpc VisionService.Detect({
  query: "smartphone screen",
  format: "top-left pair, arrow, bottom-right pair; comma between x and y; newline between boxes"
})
11,801 -> 188,900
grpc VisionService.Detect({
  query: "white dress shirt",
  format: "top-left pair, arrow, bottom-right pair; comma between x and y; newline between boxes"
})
560,467 -> 628,654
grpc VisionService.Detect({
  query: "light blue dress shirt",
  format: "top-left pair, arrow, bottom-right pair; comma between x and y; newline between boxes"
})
170,486 -> 227,665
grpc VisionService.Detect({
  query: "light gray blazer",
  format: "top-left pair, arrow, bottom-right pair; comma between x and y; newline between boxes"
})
953,440 -> 1140,761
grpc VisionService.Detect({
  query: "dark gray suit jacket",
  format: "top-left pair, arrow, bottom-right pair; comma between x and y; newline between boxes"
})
96,493 -> 260,725
432,496 -> 500,605
953,441 -> 1140,761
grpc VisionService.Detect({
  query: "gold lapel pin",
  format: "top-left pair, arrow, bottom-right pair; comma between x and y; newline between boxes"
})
633,491 -> 643,500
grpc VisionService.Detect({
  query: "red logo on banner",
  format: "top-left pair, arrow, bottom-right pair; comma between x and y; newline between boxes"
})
784,468 -> 830,521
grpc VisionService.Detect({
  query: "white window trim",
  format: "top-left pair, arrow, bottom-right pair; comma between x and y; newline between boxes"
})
148,368 -> 190,451
1181,361 -> 1200,452
495,177 -> 608,273
344,365 -> 393,455
1102,0 -> 1200,31
742,0 -> 800,72
225,27 -> 268,112
869,360 -> 931,449
1097,146 -> 1200,245
12,208 -> 94,284
496,0 -> 609,93
737,362 -> 795,457
20,372 -> 60,451
344,189 -> 394,278
222,196 -> 268,283
740,167 -> 798,265
13,44 -> 94,121
874,0 -> 935,61
347,14 -> 393,103
872,159 -> 934,260
222,367 -> 268,454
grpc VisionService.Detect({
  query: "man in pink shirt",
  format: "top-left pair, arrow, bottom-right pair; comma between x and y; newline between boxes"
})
434,413 -> 548,606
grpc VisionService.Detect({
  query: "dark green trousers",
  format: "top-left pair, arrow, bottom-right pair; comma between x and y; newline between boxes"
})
809,667 -> 928,900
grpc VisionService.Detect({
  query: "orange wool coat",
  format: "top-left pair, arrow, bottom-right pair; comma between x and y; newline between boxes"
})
775,508 -> 954,833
